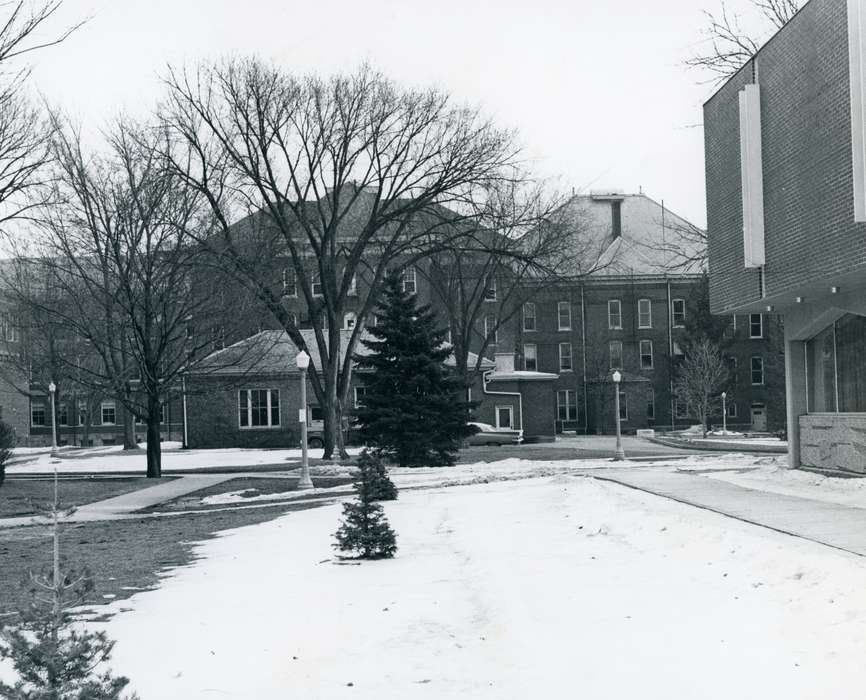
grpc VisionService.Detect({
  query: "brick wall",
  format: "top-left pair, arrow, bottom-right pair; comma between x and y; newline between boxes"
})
706,0 -> 866,314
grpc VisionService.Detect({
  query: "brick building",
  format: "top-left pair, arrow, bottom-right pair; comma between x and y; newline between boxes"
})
705,0 -> 866,472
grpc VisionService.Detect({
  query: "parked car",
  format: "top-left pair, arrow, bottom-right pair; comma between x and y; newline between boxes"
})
464,422 -> 523,446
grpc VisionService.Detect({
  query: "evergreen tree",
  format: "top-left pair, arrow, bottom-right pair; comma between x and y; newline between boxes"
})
333,454 -> 398,559
354,271 -> 474,468
682,274 -> 732,350
0,420 -> 14,488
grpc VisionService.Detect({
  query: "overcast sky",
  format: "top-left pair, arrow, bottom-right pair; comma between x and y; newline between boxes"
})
24,0 -> 774,229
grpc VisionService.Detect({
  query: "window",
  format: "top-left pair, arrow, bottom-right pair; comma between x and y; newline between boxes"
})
347,275 -> 357,296
732,314 -> 738,332
343,312 -> 357,330
524,343 -> 538,371
559,342 -> 573,372
282,268 -> 297,297
673,341 -> 684,357
101,401 -> 116,426
727,402 -> 738,418
647,390 -> 655,420
78,401 -> 88,426
311,273 -> 323,297
523,302 -> 536,331
672,299 -> 686,327
484,276 -> 496,301
557,390 -> 578,421
288,312 -> 298,327
608,299 -> 622,329
675,400 -> 688,418
618,391 -> 628,421
310,405 -> 324,422
806,314 -> 866,413
238,389 -> 281,428
749,313 -> 763,338
609,340 -> 623,369
611,200 -> 622,238
496,405 -> 513,429
58,404 -> 68,426
31,404 -> 46,427
558,301 -> 572,331
354,386 -> 367,408
726,356 -> 739,385
161,403 -> 168,424
638,299 -> 652,328
484,315 -> 498,344
2,315 -> 19,342
401,267 -> 417,295
639,339 -> 653,369
751,356 -> 764,385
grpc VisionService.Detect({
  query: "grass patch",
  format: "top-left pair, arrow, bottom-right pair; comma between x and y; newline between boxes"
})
0,501 -> 325,618
0,477 -> 163,518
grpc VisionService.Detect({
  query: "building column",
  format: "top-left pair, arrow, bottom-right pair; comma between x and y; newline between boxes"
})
784,327 -> 807,470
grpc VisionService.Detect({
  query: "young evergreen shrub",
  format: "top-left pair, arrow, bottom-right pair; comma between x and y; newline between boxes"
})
357,450 -> 398,502
0,420 -> 16,488
333,453 -> 398,559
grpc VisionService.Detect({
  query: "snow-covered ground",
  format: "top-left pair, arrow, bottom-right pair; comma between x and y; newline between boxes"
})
6,443 -> 364,474
76,474 -> 866,698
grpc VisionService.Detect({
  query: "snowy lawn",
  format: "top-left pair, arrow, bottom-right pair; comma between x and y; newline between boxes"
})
86,474 -> 866,699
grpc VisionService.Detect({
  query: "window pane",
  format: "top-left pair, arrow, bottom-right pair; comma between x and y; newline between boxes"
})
638,299 -> 652,328
523,303 -> 536,331
609,341 -> 623,369
524,344 -> 537,371
559,343 -> 572,371
558,302 -> 571,330
251,389 -> 268,426
239,391 -> 248,427
835,314 -> 866,412
270,390 -> 280,426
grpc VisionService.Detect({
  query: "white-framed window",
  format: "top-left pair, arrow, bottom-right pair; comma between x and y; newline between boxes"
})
608,299 -> 622,329
672,299 -> 686,327
647,389 -> 655,420
750,313 -> 763,338
609,340 -> 623,369
618,391 -> 628,421
558,301 -> 572,331
31,403 -> 46,427
161,403 -> 168,424
238,389 -> 281,428
484,314 -> 498,344
343,312 -> 357,330
354,386 -> 367,408
557,390 -> 578,421
673,340 -> 684,357
282,268 -> 297,297
495,405 -> 514,429
311,273 -> 323,297
751,355 -> 764,385
483,276 -> 496,301
347,274 -> 357,297
401,267 -> 417,295
559,342 -> 573,372
523,302 -> 536,331
638,298 -> 652,328
639,339 -> 653,370
101,400 -> 116,426
727,402 -> 738,418
524,343 -> 538,371
78,401 -> 88,426
58,403 -> 69,426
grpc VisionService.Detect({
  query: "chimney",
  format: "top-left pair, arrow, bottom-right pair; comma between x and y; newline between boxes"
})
495,353 -> 514,373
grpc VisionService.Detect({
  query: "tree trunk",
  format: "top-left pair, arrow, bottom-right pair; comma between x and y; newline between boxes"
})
122,399 -> 137,450
146,392 -> 162,478
322,380 -> 339,462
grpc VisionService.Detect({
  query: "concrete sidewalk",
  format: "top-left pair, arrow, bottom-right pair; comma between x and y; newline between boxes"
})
594,468 -> 866,556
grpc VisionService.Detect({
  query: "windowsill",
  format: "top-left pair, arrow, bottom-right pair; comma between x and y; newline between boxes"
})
559,369 -> 574,373
641,366 -> 654,371
638,326 -> 652,330
523,328 -> 536,333
239,425 -> 283,430
609,326 -> 622,331
750,336 -> 763,340
558,327 -> 572,332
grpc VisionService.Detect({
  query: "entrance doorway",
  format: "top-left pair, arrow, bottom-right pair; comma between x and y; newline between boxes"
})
750,403 -> 767,431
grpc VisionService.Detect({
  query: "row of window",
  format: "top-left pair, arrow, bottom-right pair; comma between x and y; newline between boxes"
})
555,389 -> 743,424
236,388 -> 369,429
31,402 -> 171,428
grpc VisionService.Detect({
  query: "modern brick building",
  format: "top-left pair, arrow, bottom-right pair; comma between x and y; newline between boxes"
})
705,0 -> 866,472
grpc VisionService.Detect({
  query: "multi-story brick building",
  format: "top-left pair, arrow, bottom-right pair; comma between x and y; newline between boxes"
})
705,0 -> 866,472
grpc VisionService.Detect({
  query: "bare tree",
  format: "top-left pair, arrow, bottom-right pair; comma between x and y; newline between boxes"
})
686,0 -> 801,81
673,337 -> 729,438
9,118 -> 237,477
161,61 -> 522,459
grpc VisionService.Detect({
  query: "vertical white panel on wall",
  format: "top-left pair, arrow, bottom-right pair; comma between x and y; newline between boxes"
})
739,83 -> 766,268
849,0 -> 866,221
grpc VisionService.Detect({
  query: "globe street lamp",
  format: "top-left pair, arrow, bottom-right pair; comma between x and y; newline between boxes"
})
48,381 -> 58,457
721,391 -> 727,435
296,349 -> 314,490
612,370 -> 626,461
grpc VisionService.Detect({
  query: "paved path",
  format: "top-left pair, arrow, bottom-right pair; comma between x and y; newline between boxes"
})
594,468 -> 866,556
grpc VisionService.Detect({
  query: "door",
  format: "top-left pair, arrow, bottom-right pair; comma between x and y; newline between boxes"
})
750,403 -> 767,431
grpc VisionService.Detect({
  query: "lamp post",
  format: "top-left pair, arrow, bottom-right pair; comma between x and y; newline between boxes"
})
721,391 -> 727,435
48,381 -> 58,457
296,350 -> 314,490
612,370 -> 625,461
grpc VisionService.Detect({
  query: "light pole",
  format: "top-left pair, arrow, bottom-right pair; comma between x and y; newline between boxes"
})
48,381 -> 58,457
612,370 -> 625,461
296,350 -> 314,490
721,391 -> 727,435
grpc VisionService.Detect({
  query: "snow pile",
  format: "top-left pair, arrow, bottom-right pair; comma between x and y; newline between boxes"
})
82,475 -> 866,698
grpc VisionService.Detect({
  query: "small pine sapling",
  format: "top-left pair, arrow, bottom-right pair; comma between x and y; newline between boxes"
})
357,450 -> 398,502
333,454 -> 398,559
0,470 -> 136,699
0,420 -> 16,488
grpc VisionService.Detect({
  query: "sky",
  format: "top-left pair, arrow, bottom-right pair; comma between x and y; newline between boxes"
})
20,0 -> 776,229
